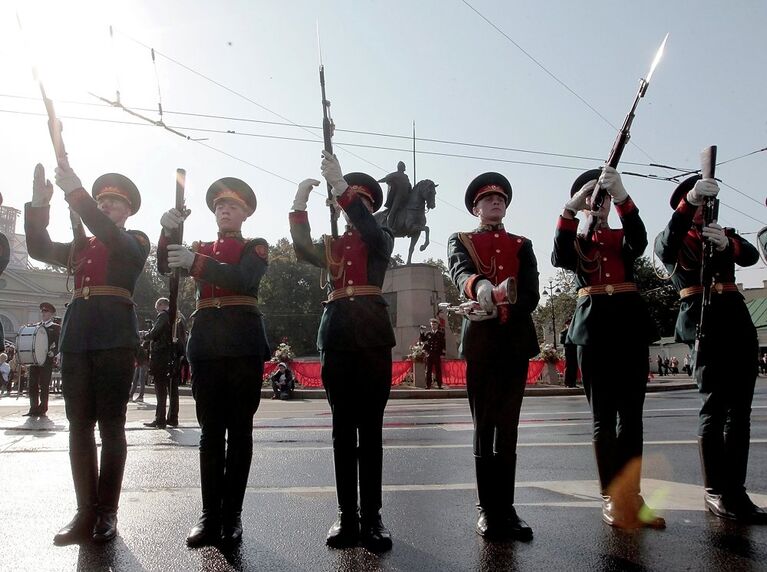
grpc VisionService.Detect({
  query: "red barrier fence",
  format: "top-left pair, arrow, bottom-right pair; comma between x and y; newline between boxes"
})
266,358 -> 565,388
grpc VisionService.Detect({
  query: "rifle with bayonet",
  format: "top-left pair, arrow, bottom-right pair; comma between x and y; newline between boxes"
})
692,146 -> 719,388
585,34 -> 668,241
319,62 -> 339,238
168,169 -> 186,375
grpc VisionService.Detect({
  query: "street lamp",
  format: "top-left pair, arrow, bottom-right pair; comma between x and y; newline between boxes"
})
542,278 -> 561,349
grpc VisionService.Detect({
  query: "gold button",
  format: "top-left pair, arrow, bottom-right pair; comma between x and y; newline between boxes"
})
494,233 -> 499,238
517,238 -> 522,243
346,245 -> 351,250
219,239 -> 224,243
605,273 -> 611,278
496,249 -> 501,253
599,242 -> 604,246
85,277 -> 91,282
347,261 -> 352,266
498,265 -> 504,270
602,257 -> 607,261
598,230 -> 602,234
348,280 -> 354,285
87,259 -> 92,264
346,232 -> 352,237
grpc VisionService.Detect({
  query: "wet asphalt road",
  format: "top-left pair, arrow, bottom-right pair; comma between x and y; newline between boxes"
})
1,381 -> 766,571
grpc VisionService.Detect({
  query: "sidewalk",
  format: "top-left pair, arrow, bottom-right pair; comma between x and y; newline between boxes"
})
142,374 -> 699,400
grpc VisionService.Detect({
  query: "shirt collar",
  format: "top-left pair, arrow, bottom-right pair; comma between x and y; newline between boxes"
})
475,223 -> 505,232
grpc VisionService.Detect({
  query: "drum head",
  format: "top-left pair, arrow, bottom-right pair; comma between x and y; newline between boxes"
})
16,325 -> 48,366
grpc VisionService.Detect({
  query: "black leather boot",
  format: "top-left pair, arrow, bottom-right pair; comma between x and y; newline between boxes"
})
724,435 -> 767,524
496,454 -> 533,541
221,436 -> 253,545
699,437 -> 738,519
326,443 -> 359,548
360,512 -> 392,552
475,456 -> 502,539
92,429 -> 128,543
326,510 -> 360,548
187,449 -> 223,547
54,447 -> 98,545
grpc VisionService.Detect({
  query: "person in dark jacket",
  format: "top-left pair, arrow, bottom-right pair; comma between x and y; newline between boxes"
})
159,178 -> 271,547
289,151 -> 396,552
552,167 -> 664,529
270,362 -> 295,400
143,297 -> 176,428
654,174 -> 766,524
26,162 -> 149,545
448,172 -> 539,541
419,318 -> 446,389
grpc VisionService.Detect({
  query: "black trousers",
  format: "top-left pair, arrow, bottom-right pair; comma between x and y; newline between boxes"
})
321,347 -> 391,518
151,357 -> 178,422
465,356 -> 527,459
28,362 -> 53,414
694,340 -> 758,495
191,357 -> 262,517
578,344 -> 648,492
425,356 -> 442,388
563,343 -> 578,387
61,349 -> 135,513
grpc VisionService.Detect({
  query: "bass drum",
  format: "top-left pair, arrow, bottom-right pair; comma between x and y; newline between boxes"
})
17,325 -> 48,366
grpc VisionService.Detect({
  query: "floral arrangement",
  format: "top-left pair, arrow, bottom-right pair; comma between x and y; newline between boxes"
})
406,341 -> 427,362
538,343 -> 562,364
271,342 -> 295,363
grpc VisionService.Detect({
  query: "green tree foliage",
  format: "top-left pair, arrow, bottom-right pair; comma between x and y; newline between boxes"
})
533,269 -> 577,344
259,238 -> 325,357
132,245 -> 195,327
633,255 -> 679,338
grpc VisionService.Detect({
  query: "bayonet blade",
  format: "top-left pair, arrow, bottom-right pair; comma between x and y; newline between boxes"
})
645,33 -> 669,84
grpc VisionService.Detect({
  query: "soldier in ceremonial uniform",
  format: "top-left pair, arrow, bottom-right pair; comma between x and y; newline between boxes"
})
447,172 -> 539,541
655,175 -> 766,523
553,167 -> 664,529
158,177 -> 271,547
289,151 -> 396,552
143,297 -> 177,428
25,302 -> 61,417
25,162 -> 149,544
419,318 -> 445,389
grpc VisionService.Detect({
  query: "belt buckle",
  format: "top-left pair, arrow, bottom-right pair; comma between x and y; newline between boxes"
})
605,284 -> 615,296
82,286 -> 91,300
715,283 -> 724,294
345,286 -> 355,297
213,297 -> 221,309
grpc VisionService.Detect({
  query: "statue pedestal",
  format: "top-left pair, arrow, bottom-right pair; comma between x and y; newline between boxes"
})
382,264 -> 459,360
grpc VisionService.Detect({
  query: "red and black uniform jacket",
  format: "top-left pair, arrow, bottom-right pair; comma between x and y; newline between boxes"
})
25,191 -> 149,352
448,224 -> 540,361
654,196 -> 757,345
553,197 -> 657,346
158,231 -> 271,362
289,189 -> 396,351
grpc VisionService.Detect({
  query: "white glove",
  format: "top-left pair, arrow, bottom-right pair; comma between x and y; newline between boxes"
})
54,164 -> 83,195
320,150 -> 348,196
32,163 -> 54,207
476,279 -> 495,313
564,180 -> 596,215
292,178 -> 320,211
465,303 -> 498,322
702,223 -> 728,252
160,208 -> 189,235
167,244 -> 195,270
687,178 -> 719,206
599,166 -> 628,204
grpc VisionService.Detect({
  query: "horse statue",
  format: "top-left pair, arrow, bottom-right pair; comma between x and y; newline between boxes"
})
375,179 -> 438,264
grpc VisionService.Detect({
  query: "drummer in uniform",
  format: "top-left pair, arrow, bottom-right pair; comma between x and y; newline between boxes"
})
159,177 -> 271,547
448,173 -> 539,541
289,151 -> 396,552
24,302 -> 61,417
25,162 -> 149,544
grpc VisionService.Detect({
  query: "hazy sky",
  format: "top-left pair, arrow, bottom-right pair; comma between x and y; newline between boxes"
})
2,0 -> 765,291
